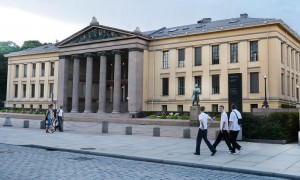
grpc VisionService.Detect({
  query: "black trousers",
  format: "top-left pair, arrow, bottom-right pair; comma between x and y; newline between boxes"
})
195,129 -> 215,154
230,130 -> 241,153
213,130 -> 232,151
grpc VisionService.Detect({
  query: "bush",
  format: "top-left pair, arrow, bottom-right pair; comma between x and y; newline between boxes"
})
160,114 -> 167,119
180,115 -> 189,120
243,111 -> 299,141
149,114 -> 157,119
170,115 -> 177,119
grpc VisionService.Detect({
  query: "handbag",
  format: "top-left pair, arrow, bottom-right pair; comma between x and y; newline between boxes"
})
233,111 -> 242,125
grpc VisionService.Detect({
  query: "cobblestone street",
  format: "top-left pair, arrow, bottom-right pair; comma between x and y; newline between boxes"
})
0,144 -> 286,180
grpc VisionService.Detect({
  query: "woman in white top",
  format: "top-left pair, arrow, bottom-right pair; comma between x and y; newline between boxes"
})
228,104 -> 242,154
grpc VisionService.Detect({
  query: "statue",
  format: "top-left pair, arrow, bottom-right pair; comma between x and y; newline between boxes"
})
192,84 -> 201,106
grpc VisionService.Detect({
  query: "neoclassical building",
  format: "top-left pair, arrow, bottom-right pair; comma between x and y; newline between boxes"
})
5,14 -> 300,113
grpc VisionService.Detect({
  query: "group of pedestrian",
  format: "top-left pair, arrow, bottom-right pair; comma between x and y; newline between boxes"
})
194,104 -> 242,156
45,104 -> 64,133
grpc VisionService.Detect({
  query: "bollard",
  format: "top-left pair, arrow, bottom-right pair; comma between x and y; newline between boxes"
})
3,117 -> 12,127
102,121 -> 108,133
237,127 -> 243,141
40,120 -> 46,129
183,128 -> 191,138
153,127 -> 160,137
125,126 -> 132,135
23,120 -> 29,128
298,131 -> 300,145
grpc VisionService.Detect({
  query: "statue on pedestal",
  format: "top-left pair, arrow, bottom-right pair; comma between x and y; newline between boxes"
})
192,84 -> 201,106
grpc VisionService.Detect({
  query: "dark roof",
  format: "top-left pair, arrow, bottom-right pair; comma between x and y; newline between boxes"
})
5,44 -> 57,57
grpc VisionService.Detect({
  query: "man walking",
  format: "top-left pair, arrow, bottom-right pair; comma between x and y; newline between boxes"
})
229,104 -> 242,154
194,106 -> 217,156
56,105 -> 64,132
212,105 -> 232,152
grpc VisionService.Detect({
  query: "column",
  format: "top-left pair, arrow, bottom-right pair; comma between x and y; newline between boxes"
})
128,48 -> 144,115
112,50 -> 122,113
98,52 -> 107,113
71,55 -> 81,113
84,53 -> 94,113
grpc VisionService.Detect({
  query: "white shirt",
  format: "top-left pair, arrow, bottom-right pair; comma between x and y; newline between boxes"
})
229,109 -> 241,131
57,108 -> 63,117
220,111 -> 229,130
198,112 -> 211,129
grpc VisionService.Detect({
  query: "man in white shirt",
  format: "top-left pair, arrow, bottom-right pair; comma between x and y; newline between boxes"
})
212,105 -> 232,152
194,106 -> 217,156
228,104 -> 242,154
56,105 -> 64,132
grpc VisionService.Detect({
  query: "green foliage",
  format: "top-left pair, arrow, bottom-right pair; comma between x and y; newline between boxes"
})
20,40 -> 42,50
281,104 -> 296,108
170,115 -> 177,119
160,114 -> 167,119
180,115 -> 189,120
149,114 -> 157,119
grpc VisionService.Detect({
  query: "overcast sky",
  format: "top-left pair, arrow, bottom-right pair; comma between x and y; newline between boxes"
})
0,0 -> 299,46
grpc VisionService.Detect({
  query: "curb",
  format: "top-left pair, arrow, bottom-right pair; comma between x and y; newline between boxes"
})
18,144 -> 300,180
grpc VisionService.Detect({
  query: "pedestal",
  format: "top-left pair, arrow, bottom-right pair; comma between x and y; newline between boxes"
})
189,106 -> 200,126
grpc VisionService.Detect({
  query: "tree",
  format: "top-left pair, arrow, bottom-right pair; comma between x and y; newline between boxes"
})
20,40 -> 42,50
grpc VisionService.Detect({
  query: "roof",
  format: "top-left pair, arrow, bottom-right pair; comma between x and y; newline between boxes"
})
5,44 -> 57,57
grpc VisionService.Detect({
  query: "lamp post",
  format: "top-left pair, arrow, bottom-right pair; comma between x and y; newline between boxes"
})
297,85 -> 299,103
262,75 -> 269,108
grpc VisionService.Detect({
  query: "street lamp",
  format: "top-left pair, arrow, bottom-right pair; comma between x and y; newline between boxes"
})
262,74 -> 269,108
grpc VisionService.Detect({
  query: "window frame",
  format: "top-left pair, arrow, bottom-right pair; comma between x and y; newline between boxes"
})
194,47 -> 202,66
178,77 -> 185,95
178,48 -> 185,68
230,43 -> 238,63
250,41 -> 258,62
212,45 -> 219,64
212,74 -> 220,94
250,72 -> 259,93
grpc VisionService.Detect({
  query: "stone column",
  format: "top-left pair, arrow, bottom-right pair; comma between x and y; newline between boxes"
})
98,52 -> 107,113
112,50 -> 122,113
128,48 -> 144,115
84,53 -> 94,113
57,56 -> 69,110
71,55 -> 81,113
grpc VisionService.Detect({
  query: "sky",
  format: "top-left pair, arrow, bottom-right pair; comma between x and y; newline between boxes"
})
0,0 -> 299,46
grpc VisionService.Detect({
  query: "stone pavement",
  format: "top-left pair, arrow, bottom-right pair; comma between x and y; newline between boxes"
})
1,120 -> 300,179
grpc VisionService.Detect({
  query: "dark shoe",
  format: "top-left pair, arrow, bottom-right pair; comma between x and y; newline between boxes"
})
193,152 -> 200,155
237,147 -> 242,151
211,150 -> 217,156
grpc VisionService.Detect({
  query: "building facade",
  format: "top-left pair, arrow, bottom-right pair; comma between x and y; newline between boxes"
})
5,14 -> 300,113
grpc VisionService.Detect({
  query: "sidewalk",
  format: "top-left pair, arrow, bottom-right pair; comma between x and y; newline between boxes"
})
1,120 -> 300,179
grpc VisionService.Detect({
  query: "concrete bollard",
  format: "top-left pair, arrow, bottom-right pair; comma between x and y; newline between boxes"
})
102,121 -> 108,133
40,120 -> 46,129
23,120 -> 29,128
125,126 -> 132,135
153,127 -> 160,137
237,127 -> 243,141
298,131 -> 300,145
3,117 -> 12,127
183,128 -> 191,138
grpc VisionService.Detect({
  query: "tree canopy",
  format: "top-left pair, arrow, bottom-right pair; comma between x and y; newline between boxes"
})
20,40 -> 42,50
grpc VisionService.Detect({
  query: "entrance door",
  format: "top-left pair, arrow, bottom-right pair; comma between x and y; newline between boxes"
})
228,73 -> 242,112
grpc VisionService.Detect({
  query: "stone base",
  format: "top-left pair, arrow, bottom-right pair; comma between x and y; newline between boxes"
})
3,117 -> 12,127
237,128 -> 243,141
189,106 -> 200,127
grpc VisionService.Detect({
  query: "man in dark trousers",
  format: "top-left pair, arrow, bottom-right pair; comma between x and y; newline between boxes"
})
229,104 -> 242,154
194,106 -> 217,156
212,105 -> 232,152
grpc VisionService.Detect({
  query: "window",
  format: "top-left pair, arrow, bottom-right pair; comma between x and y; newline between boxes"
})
212,45 -> 219,64
287,76 -> 290,96
30,104 -> 33,109
162,78 -> 169,96
39,105 -> 42,109
31,84 -> 35,98
24,64 -> 27,77
250,72 -> 259,93
212,75 -> 220,94
22,84 -> 26,98
178,49 -> 185,67
21,104 -> 24,109
194,76 -> 202,94
287,46 -> 290,66
292,77 -> 294,97
50,62 -> 55,76
250,41 -> 258,61
250,104 -> 258,112
162,105 -> 167,112
15,65 -> 19,78
41,63 -> 45,76
162,51 -> 169,69
212,104 -> 218,112
13,104 -> 16,108
194,47 -> 202,66
230,43 -> 238,63
281,43 -> 284,64
40,84 -> 44,98
177,105 -> 183,113
32,63 -> 36,77
14,84 -> 18,98
178,77 -> 185,95
49,83 -> 54,98
296,53 -> 299,71
291,50 -> 294,69
281,73 -> 285,95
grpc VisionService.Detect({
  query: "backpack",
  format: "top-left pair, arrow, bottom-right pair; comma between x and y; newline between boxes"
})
233,111 -> 242,125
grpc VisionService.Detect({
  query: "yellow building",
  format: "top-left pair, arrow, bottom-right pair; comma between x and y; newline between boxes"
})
5,14 -> 300,113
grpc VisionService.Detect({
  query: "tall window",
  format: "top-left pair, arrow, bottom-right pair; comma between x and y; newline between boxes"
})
162,78 -> 169,96
41,63 -> 45,77
291,50 -> 294,69
49,83 -> 54,98
177,105 -> 183,113
194,76 -> 202,94
178,77 -> 185,95
31,84 -> 35,98
15,65 -> 19,78
162,51 -> 169,69
287,76 -> 290,96
296,52 -> 299,71
194,47 -> 202,66
212,45 -> 219,64
50,62 -> 55,76
32,63 -> 36,77
40,84 -> 44,98
14,84 -> 18,98
23,64 -> 27,77
212,75 -> 220,94
162,105 -> 167,112
250,72 -> 259,93
230,43 -> 238,63
212,104 -> 218,112
178,49 -> 185,67
292,77 -> 294,97
287,46 -> 290,66
250,41 -> 258,61
281,73 -> 285,95
281,43 -> 284,64
22,84 -> 26,98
